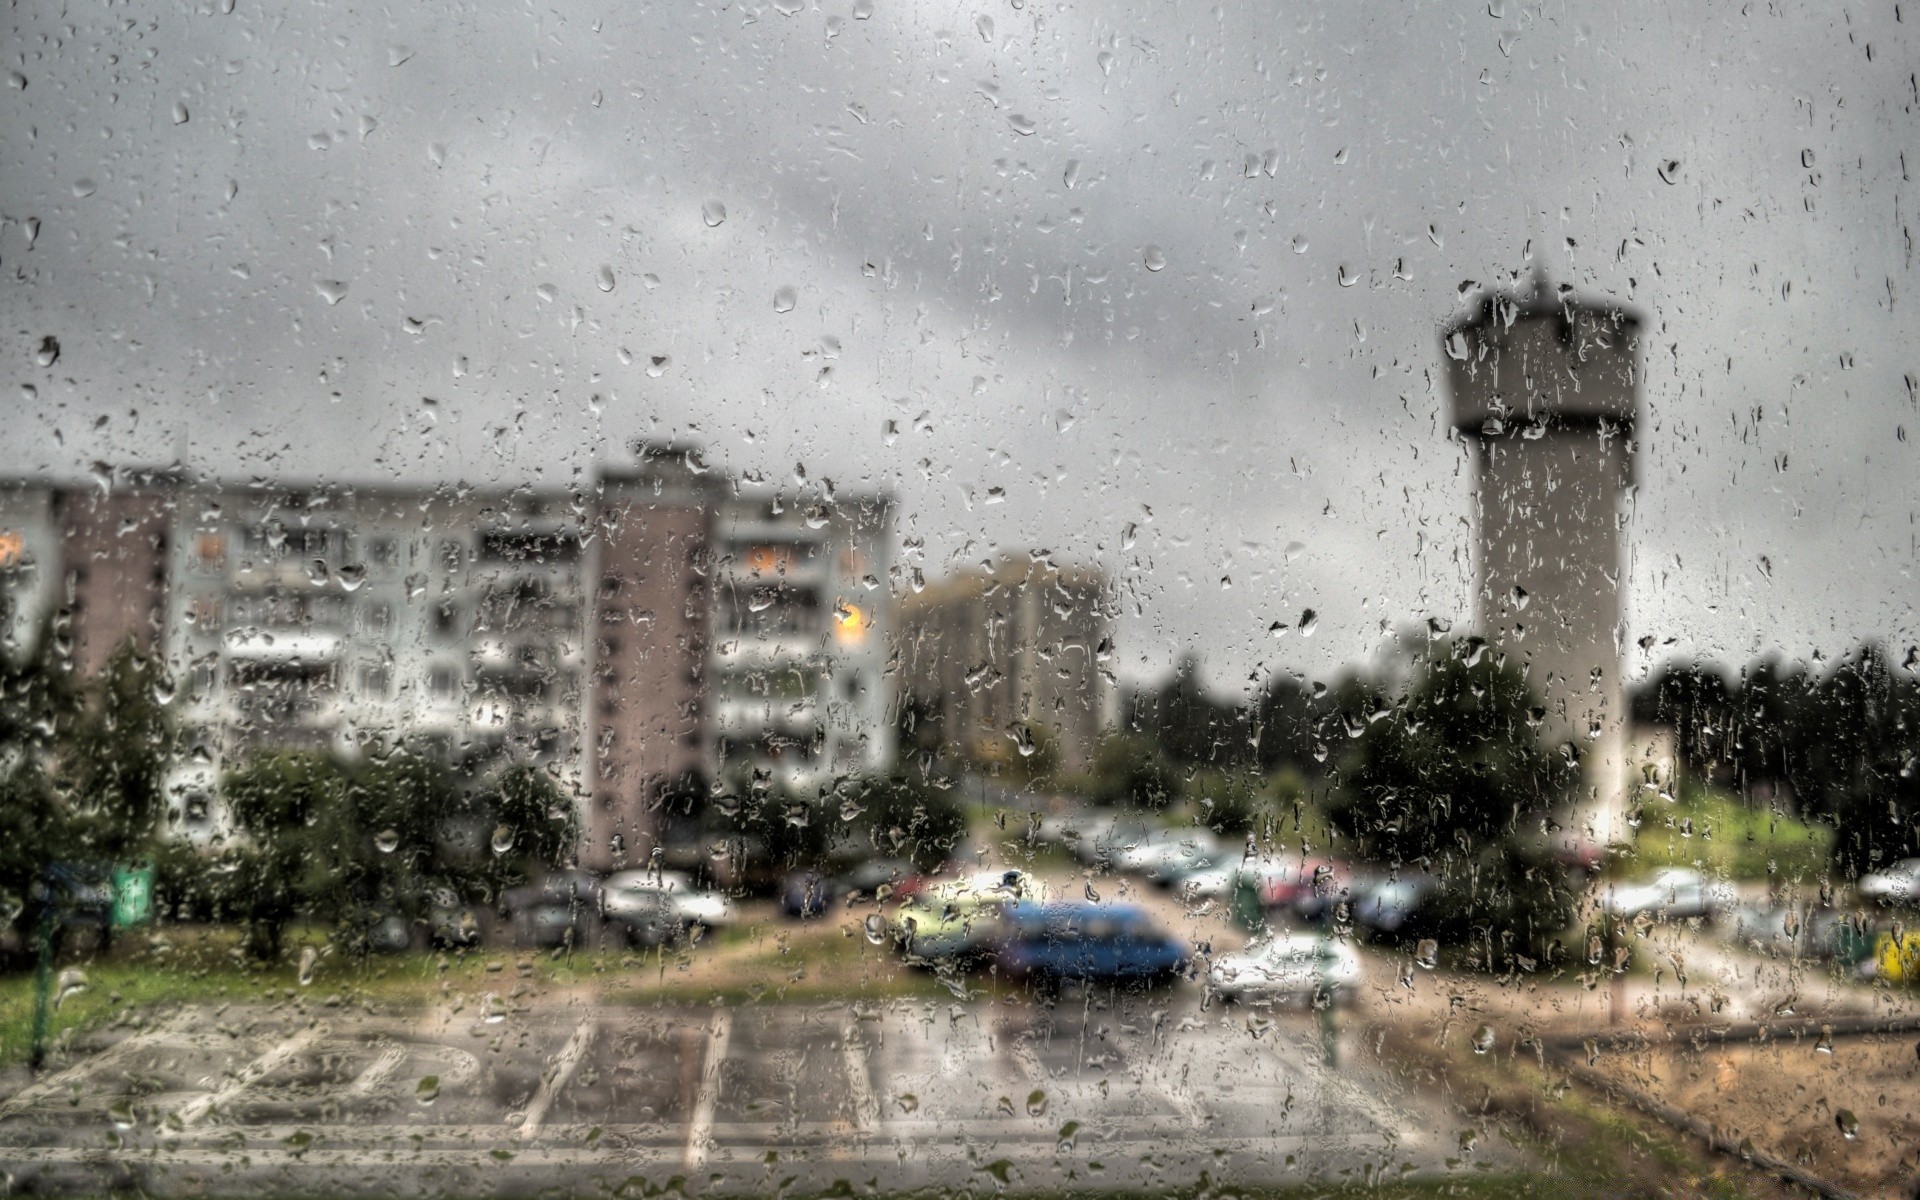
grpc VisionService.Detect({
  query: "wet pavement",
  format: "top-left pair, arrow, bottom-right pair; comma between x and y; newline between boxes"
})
0,987 -> 1516,1196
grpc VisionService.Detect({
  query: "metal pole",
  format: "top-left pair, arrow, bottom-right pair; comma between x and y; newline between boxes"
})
28,880 -> 55,1074
1318,935 -> 1338,1067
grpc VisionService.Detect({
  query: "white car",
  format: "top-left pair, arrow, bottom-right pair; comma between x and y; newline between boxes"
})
1177,855 -> 1289,902
1055,815 -> 1156,866
1856,858 -> 1920,904
1113,829 -> 1222,883
603,869 -> 736,933
1597,868 -> 1734,921
1208,934 -> 1362,1004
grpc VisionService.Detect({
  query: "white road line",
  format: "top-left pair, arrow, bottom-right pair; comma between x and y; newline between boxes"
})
346,1045 -> 408,1096
1009,1036 -> 1045,1084
841,1019 -> 879,1134
175,1025 -> 323,1127
682,1012 -> 732,1171
518,1018 -> 596,1141
0,1011 -> 195,1120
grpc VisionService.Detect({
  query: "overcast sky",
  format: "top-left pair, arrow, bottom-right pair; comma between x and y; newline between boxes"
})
4,0 -> 1916,694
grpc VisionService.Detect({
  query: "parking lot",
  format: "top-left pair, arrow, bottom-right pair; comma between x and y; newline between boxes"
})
0,987 -> 1516,1196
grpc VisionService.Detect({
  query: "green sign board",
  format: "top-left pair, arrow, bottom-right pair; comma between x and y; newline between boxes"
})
110,865 -> 154,929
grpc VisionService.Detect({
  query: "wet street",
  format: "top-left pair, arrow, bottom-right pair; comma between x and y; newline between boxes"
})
0,988 -> 1512,1195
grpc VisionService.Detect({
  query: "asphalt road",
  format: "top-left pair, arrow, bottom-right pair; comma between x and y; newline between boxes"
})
0,986 -> 1515,1196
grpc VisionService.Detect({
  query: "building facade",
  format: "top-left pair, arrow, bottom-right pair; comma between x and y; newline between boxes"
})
161,483 -> 590,843
897,556 -> 1115,772
707,489 -> 895,795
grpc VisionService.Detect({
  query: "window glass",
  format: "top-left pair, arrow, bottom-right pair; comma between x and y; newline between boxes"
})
1,3 -> 1916,1198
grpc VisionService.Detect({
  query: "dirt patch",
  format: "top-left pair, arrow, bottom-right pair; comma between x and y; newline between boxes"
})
1581,1026 -> 1920,1197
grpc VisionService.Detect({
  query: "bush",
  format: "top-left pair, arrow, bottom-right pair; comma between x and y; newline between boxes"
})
838,773 -> 967,872
1629,780 -> 1832,882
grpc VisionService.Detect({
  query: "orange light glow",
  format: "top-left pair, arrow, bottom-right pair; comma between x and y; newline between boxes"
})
831,600 -> 867,643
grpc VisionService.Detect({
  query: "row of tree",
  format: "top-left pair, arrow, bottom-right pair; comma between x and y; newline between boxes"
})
1634,645 -> 1920,874
1113,638 -> 1918,876
197,751 -> 573,959
0,620 -> 581,961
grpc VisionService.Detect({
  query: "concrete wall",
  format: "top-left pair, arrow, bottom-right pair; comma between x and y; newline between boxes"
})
586,476 -> 712,870
54,483 -> 174,677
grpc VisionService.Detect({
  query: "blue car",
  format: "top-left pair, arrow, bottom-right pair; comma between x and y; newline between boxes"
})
994,902 -> 1190,987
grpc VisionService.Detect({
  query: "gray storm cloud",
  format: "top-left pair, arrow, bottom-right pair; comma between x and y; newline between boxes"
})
3,0 -> 1915,691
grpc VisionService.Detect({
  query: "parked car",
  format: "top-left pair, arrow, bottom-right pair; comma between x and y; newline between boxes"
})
427,888 -> 489,948
500,869 -> 605,948
603,869 -> 736,942
1856,858 -> 1920,905
1060,815 -> 1157,869
1597,868 -> 1735,921
1175,856 -> 1301,903
1112,829 -> 1222,884
993,901 -> 1189,987
1352,874 -> 1436,935
1289,860 -> 1356,923
835,857 -> 925,904
1207,933 -> 1362,1006
780,869 -> 832,918
891,868 -> 1037,962
893,892 -> 1009,963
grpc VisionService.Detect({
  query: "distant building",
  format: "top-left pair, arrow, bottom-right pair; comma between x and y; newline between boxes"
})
897,557 -> 1115,772
0,482 -> 63,662
707,489 -> 895,795
1443,275 -> 1641,843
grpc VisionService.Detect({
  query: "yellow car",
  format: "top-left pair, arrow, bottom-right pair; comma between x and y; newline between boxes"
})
889,870 -> 1035,962
1873,929 -> 1920,983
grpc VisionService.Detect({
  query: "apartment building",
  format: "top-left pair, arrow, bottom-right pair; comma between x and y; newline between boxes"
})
163,484 -> 589,842
0,470 -> 176,676
897,556 -> 1116,772
707,489 -> 895,794
0,451 -> 899,865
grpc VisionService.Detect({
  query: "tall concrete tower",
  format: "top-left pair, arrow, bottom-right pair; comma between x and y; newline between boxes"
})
1443,278 -> 1641,845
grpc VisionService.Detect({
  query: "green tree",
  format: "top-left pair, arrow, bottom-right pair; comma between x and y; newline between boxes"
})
467,761 -> 578,893
60,639 -> 172,863
218,751 -> 348,959
1785,645 -> 1920,877
1330,639 -> 1579,959
1147,654 -> 1254,768
0,615 -> 77,954
218,747 -> 460,958
839,772 -> 967,872
1082,732 -> 1180,810
1254,672 -> 1320,774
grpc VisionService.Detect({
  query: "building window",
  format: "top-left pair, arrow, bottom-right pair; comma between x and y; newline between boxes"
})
190,531 -> 227,572
358,663 -> 393,697
186,595 -> 223,629
429,666 -> 459,700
